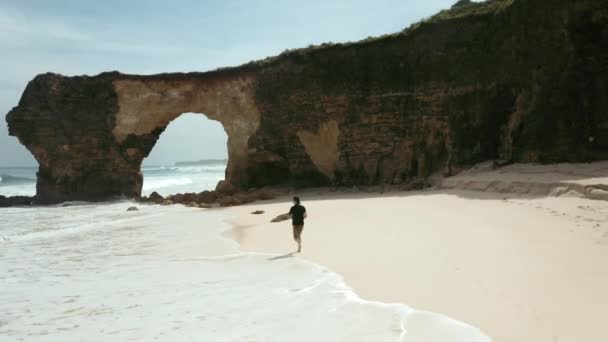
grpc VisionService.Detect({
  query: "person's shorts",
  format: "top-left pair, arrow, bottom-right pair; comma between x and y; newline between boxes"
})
293,225 -> 304,239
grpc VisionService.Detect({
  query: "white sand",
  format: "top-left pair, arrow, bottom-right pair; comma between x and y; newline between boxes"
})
226,164 -> 608,342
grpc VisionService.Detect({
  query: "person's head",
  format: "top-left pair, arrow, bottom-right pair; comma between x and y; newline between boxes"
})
293,196 -> 301,205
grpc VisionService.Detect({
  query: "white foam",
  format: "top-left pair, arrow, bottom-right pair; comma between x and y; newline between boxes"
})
142,177 -> 194,191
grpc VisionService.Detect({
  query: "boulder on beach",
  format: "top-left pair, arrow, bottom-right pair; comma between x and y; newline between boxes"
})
199,203 -> 213,209
252,210 -> 265,215
127,206 -> 139,211
186,201 -> 198,207
233,192 -> 256,204
169,193 -> 184,203
182,193 -> 198,203
149,192 -> 164,204
256,188 -> 277,200
197,190 -> 217,204
217,195 -> 235,207
161,199 -> 173,206
0,195 -> 33,207
216,180 -> 236,195
400,179 -> 431,191
166,193 -> 197,205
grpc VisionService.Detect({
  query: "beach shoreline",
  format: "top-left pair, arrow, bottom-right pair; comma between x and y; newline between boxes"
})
224,187 -> 608,342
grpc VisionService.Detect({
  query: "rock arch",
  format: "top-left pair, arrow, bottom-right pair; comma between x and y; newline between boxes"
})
112,76 -> 260,188
5,71 -> 275,203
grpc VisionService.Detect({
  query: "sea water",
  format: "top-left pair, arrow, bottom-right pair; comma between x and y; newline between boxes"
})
0,167 -> 38,197
0,161 -> 227,197
0,163 -> 490,341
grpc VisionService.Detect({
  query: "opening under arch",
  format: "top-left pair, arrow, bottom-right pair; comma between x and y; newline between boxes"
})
141,113 -> 228,196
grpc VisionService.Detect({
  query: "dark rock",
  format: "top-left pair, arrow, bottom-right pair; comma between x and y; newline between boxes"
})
232,197 -> 243,206
127,206 -> 139,211
257,188 -> 277,200
149,192 -> 164,204
252,210 -> 265,215
216,181 -> 236,195
493,159 -> 513,168
400,179 -> 432,191
217,196 -> 235,207
169,193 -> 184,204
182,193 -> 198,203
166,193 -> 197,205
0,195 -> 34,207
248,187 -> 276,201
196,190 -> 217,204
365,185 -> 385,193
233,192 -> 255,204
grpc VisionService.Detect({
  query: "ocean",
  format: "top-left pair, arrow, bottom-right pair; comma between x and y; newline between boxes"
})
0,163 -> 490,341
0,161 -> 227,198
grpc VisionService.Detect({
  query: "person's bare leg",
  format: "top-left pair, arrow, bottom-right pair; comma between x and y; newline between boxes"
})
297,237 -> 302,253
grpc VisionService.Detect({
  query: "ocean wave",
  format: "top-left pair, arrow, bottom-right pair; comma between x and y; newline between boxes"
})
174,159 -> 227,167
142,165 -> 225,174
172,165 -> 226,173
142,165 -> 178,170
9,212 -> 164,243
0,174 -> 36,185
142,177 -> 194,191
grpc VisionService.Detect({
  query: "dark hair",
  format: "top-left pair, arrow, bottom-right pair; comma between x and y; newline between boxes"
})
293,196 -> 300,204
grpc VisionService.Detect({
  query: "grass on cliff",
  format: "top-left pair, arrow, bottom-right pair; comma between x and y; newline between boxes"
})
228,0 -> 516,71
429,0 -> 515,22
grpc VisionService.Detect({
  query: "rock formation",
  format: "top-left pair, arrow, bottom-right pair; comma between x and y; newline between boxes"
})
0,195 -> 34,207
5,0 -> 608,203
139,185 -> 278,208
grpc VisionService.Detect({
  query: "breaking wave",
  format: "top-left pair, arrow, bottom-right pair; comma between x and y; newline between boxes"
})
0,174 -> 36,185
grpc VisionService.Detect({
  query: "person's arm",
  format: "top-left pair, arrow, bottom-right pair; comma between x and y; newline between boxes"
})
288,206 -> 293,218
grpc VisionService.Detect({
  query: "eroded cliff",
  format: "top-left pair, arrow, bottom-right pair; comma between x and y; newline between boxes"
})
6,0 -> 608,203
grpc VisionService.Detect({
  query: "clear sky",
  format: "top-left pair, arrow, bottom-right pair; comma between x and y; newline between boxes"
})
0,0 -> 460,166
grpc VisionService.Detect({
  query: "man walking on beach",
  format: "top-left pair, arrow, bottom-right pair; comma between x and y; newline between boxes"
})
289,196 -> 307,253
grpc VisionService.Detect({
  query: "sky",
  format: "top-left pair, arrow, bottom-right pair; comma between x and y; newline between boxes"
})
0,0 -> 461,166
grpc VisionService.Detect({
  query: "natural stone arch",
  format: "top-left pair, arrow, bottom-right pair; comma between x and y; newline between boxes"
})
5,71 -> 277,204
112,76 -> 260,188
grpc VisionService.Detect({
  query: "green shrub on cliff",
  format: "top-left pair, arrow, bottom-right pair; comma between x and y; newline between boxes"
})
431,0 -> 515,22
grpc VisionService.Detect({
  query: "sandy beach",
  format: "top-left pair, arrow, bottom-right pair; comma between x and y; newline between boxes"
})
226,163 -> 608,342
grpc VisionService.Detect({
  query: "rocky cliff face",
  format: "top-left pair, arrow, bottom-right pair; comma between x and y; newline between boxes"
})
6,0 -> 608,203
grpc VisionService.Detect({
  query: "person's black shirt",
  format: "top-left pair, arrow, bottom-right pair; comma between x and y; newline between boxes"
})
289,204 -> 306,225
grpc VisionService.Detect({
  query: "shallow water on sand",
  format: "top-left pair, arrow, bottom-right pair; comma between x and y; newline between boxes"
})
0,202 -> 490,341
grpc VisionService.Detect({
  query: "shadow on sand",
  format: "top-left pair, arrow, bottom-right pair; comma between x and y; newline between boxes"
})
267,252 -> 296,261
